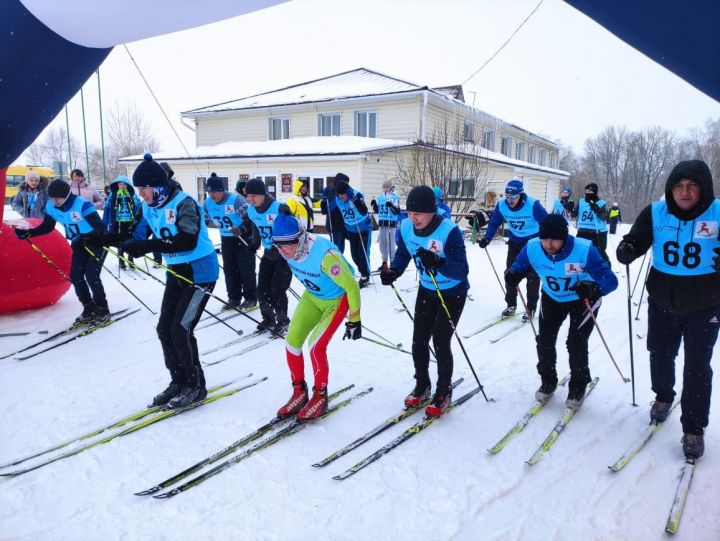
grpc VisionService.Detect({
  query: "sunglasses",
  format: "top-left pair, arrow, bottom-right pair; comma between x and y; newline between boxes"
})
505,194 -> 520,200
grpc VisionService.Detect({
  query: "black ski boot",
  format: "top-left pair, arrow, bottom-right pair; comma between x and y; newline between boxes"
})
682,433 -> 704,459
75,302 -> 97,325
150,383 -> 182,407
166,386 -> 200,409
93,305 -> 111,325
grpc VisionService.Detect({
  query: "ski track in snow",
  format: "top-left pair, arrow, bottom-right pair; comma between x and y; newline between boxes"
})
1,220 -> 719,540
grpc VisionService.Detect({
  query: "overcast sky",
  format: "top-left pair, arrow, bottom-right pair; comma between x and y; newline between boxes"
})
26,0 -> 720,163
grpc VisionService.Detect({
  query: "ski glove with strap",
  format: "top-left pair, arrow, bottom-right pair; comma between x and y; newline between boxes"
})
416,247 -> 444,274
343,320 -> 362,340
572,280 -> 600,301
380,268 -> 398,286
477,237 -> 491,249
615,240 -> 637,265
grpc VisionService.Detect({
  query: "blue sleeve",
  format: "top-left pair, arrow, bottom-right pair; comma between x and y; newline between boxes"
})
85,211 -> 104,231
390,232 -> 412,276
509,246 -> 532,275
133,195 -> 142,218
533,200 -> 548,222
483,203 -> 504,240
438,226 -> 468,280
132,214 -> 150,241
102,195 -> 112,228
585,246 -> 618,295
80,200 -> 96,217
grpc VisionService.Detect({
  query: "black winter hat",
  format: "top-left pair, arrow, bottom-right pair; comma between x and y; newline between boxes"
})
664,159 -> 714,219
206,173 -> 224,192
235,179 -> 247,194
406,185 -> 437,213
335,180 -> 350,195
245,178 -> 267,195
539,214 -> 569,241
334,172 -> 350,183
133,153 -> 168,188
160,162 -> 174,179
48,179 -> 71,199
584,182 -> 599,193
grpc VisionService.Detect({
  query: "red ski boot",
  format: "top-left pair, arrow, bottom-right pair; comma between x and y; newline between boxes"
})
425,389 -> 452,417
404,383 -> 431,408
277,381 -> 308,419
296,386 -> 328,421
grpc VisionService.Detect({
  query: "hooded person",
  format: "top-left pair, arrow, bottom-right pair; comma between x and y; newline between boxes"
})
270,210 -> 362,421
571,182 -> 610,260
286,178 -> 321,232
432,186 -> 452,220
552,186 -> 575,222
617,160 -> 720,459
477,177 -> 548,320
11,170 -> 49,219
102,176 -> 141,269
13,178 -> 111,324
371,179 -> 400,270
122,153 -> 219,410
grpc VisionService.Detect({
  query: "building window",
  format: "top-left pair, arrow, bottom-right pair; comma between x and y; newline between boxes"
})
515,143 -> 525,161
550,153 -> 558,168
482,129 -> 495,151
463,121 -> 475,142
447,177 -> 475,198
269,117 -> 290,140
501,136 -> 512,156
318,113 -> 341,136
539,149 -> 546,166
528,145 -> 536,164
354,111 -> 377,137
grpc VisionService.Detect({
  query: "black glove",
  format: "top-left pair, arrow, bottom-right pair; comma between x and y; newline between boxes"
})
616,241 -> 637,265
13,227 -> 32,240
585,193 -> 598,204
416,247 -> 444,274
504,269 -> 523,288
123,239 -> 150,259
478,237 -> 491,249
589,202 -> 601,213
80,229 -> 109,247
573,280 -> 599,301
343,320 -> 362,340
231,225 -> 248,237
380,268 -> 398,286
385,201 -> 395,209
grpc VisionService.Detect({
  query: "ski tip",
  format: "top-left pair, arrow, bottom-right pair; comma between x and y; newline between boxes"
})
152,490 -> 178,499
310,462 -> 325,468
134,487 -> 160,496
331,475 -> 344,481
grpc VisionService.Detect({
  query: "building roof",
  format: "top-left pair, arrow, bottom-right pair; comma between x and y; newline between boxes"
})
183,68 -> 426,115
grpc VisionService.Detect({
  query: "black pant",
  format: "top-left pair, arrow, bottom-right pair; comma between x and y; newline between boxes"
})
220,235 -> 257,303
71,242 -> 108,308
330,230 -> 346,253
157,273 -> 214,390
412,286 -> 466,393
347,230 -> 370,278
647,298 -> 718,435
609,219 -> 618,234
505,241 -> 539,311
257,253 -> 292,325
536,293 -> 596,396
115,222 -> 135,263
577,229 -> 609,261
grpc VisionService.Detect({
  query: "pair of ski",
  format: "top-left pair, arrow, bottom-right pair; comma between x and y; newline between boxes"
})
487,377 -> 599,465
196,304 -> 259,331
607,400 -> 693,534
1,308 -> 141,361
0,374 -> 266,477
136,384 -> 373,498
201,327 -> 282,366
463,313 -> 520,339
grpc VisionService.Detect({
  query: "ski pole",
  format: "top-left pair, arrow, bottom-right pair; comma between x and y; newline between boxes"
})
630,251 -> 648,298
634,260 -> 651,320
25,239 -> 72,282
103,247 -> 245,337
428,273 -> 489,400
361,323 -> 403,350
359,336 -> 411,355
390,283 -> 439,361
582,298 -> 631,383
516,287 -> 538,339
483,247 -> 506,296
625,265 -> 637,406
352,211 -> 376,290
83,245 -> 157,315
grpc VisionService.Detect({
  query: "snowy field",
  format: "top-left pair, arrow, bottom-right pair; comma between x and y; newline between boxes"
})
1,216 -> 718,541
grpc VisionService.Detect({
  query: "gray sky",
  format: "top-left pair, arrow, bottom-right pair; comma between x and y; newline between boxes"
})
27,0 -> 720,162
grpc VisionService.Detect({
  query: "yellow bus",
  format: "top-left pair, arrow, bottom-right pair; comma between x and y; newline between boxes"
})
5,165 -> 55,204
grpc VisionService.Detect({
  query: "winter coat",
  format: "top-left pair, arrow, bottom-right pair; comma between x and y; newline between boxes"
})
70,179 -> 104,209
286,180 -> 321,231
102,177 -> 141,234
11,176 -> 49,219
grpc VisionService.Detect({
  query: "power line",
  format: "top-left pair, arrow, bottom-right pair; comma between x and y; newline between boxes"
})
461,0 -> 545,86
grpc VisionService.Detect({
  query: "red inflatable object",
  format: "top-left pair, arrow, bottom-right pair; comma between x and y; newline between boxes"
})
0,219 -> 72,313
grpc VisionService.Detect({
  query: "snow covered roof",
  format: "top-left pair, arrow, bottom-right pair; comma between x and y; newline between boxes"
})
119,136 -> 415,162
183,68 -> 426,115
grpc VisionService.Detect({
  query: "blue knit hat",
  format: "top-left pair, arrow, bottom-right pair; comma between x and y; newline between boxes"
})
561,186 -> 572,195
272,213 -> 302,244
206,173 -> 224,192
505,178 -> 524,196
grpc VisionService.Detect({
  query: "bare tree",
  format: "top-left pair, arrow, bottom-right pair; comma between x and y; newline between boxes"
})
679,117 -> 720,193
395,114 -> 489,220
24,126 -> 83,175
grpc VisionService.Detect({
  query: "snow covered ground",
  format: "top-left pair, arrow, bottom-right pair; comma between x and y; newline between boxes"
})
1,219 -> 718,541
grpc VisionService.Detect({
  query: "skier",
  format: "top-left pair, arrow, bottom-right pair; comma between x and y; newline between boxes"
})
321,175 -> 346,252
203,173 -> 258,310
616,160 -> 719,459
551,186 -> 575,222
609,203 -> 622,234
122,154 -> 219,409
239,177 -> 292,334
334,176 -> 372,288
286,178 -> 320,232
572,182 -> 610,261
380,185 -> 469,417
271,211 -> 362,420
477,178 -> 548,321
433,186 -> 452,220
506,214 -> 618,410
102,176 -> 141,269
13,179 -> 111,324
11,170 -> 48,219
371,179 -> 400,271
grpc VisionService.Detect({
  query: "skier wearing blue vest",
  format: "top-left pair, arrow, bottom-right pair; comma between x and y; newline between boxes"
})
14,178 -> 111,324
371,179 -> 400,271
203,173 -> 258,310
617,160 -> 719,459
551,186 -> 575,222
433,187 -> 452,220
335,177 -> 372,288
122,154 -> 219,409
380,185 -> 470,417
478,178 -> 548,320
506,214 -> 617,410
572,182 -> 610,261
102,176 -> 141,269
